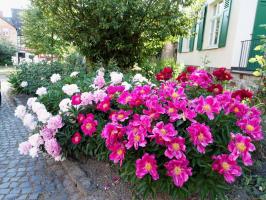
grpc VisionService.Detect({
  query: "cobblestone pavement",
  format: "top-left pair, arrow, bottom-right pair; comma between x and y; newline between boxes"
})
0,82 -> 83,200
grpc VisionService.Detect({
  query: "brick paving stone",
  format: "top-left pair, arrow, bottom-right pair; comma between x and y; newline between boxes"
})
0,83 -> 85,200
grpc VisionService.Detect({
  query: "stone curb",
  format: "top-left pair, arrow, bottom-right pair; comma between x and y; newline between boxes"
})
11,94 -> 96,198
61,160 -> 96,197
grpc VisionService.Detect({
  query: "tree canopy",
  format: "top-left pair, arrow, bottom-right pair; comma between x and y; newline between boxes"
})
32,0 -> 203,68
0,39 -> 16,65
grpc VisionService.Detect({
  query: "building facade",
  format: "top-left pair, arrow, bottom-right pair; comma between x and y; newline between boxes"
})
0,14 -> 17,46
177,0 -> 266,71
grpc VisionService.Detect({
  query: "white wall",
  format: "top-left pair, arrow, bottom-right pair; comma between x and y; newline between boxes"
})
177,0 -> 258,69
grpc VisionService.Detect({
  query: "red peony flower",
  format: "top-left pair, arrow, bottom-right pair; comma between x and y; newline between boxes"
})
186,66 -> 197,73
156,67 -> 173,81
207,84 -> 223,95
213,67 -> 232,81
176,72 -> 188,82
71,132 -> 82,145
232,89 -> 253,101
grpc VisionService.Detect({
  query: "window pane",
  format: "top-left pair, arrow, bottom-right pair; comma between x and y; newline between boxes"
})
214,17 -> 221,45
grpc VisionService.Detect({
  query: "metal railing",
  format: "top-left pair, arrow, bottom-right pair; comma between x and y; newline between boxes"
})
232,39 -> 262,71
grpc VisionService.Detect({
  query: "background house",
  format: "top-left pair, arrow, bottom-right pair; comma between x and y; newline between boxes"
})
0,11 -> 17,46
177,0 -> 266,72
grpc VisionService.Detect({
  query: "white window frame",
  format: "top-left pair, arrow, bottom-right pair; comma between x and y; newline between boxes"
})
208,0 -> 224,48
182,38 -> 190,52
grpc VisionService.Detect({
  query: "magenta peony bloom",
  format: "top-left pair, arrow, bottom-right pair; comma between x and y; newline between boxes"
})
81,114 -> 98,136
47,115 -> 63,130
110,109 -> 132,122
212,154 -> 242,183
136,153 -> 159,180
164,156 -> 192,187
189,69 -> 213,88
107,85 -> 125,95
216,91 -> 234,113
165,137 -> 186,159
117,91 -> 133,105
228,133 -> 255,166
236,117 -> 263,141
109,142 -> 126,166
151,121 -> 177,142
101,122 -> 125,147
194,96 -> 220,120
77,113 -> 86,124
71,93 -> 82,105
125,128 -> 147,150
97,97 -> 111,112
229,102 -> 248,118
71,132 -> 82,145
143,96 -> 165,120
187,122 -> 213,153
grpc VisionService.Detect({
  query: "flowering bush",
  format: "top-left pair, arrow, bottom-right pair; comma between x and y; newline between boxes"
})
16,66 -> 264,199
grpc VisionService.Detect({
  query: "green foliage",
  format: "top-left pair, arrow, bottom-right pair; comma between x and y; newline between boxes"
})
22,6 -> 69,57
0,39 -> 16,65
32,0 -> 203,68
8,62 -> 85,95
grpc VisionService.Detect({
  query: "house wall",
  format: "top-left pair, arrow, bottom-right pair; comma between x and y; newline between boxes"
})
0,17 -> 17,46
177,0 -> 258,69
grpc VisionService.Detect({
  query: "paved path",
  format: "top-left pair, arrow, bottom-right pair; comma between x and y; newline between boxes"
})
0,80 -> 82,200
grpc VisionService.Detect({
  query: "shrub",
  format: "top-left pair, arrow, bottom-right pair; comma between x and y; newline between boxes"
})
8,61 -> 86,95
16,66 -> 264,199
0,39 -> 16,65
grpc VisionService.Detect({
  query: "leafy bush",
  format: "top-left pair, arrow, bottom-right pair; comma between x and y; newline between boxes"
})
0,39 -> 16,65
16,66 -> 264,199
8,61 -> 86,95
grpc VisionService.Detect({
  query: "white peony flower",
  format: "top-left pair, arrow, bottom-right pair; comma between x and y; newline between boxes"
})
121,81 -> 132,90
70,71 -> 79,77
62,84 -> 80,96
14,105 -> 27,119
132,74 -> 148,83
36,87 -> 47,96
27,97 -> 37,108
20,81 -> 28,88
110,72 -> 123,85
37,110 -> 51,123
23,113 -> 37,130
50,74 -> 61,83
59,98 -> 71,112
29,147 -> 39,158
31,102 -> 46,114
28,134 -> 44,147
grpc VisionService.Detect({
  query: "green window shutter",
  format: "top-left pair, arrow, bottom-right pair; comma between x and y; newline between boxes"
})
189,25 -> 196,52
197,5 -> 207,50
218,0 -> 232,48
178,38 -> 183,53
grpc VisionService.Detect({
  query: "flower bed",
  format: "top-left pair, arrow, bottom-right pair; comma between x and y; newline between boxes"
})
15,66 -> 264,199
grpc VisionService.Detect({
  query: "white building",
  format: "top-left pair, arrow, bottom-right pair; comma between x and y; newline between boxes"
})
177,0 -> 266,72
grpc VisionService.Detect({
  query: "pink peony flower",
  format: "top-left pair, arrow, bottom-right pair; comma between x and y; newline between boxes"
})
228,133 -> 255,166
97,97 -> 111,112
150,121 -> 177,142
71,93 -> 82,105
125,128 -> 147,150
194,96 -> 220,120
229,102 -> 248,118
93,71 -> 105,88
164,137 -> 186,159
101,122 -> 125,147
189,69 -> 213,88
81,114 -> 98,136
110,109 -> 132,122
45,138 -> 61,158
18,141 -> 32,155
107,85 -> 125,96
164,156 -> 192,187
71,132 -> 82,145
40,127 -> 56,141
77,113 -> 86,124
81,92 -> 94,106
136,153 -> 159,180
187,122 -> 213,153
109,143 -> 126,166
47,115 -> 63,130
143,96 -> 165,120
236,117 -> 263,141
212,154 -> 242,183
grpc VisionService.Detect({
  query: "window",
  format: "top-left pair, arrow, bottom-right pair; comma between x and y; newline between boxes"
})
209,1 -> 224,47
182,38 -> 190,52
